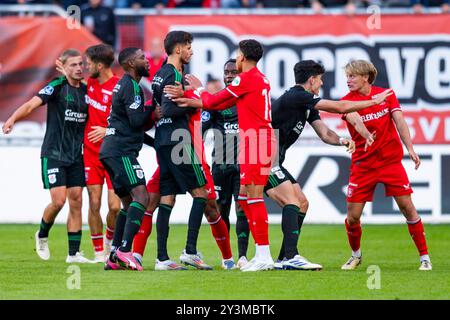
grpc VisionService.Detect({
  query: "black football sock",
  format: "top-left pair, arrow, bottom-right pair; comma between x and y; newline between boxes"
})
185,197 -> 207,254
68,230 -> 82,256
39,218 -> 54,238
282,204 -> 300,259
236,210 -> 249,258
297,211 -> 306,240
120,202 -> 145,252
220,203 -> 231,232
156,204 -> 173,261
112,209 -> 127,250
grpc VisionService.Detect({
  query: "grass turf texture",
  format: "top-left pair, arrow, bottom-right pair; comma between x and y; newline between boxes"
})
0,224 -> 449,300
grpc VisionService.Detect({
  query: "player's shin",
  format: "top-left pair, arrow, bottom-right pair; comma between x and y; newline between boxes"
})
111,209 -> 127,252
281,205 -> 300,259
236,210 -> 250,258
156,204 -> 173,261
345,218 -> 362,257
208,215 -> 232,259
120,201 -> 146,252
185,197 -> 207,254
132,210 -> 154,256
407,218 -> 429,260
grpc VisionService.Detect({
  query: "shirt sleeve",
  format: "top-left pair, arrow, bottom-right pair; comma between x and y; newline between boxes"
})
388,91 -> 401,114
36,77 -> 63,105
307,108 -> 321,124
201,90 -> 237,111
225,74 -> 249,98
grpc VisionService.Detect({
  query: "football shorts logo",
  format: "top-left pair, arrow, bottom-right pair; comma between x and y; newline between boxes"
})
39,85 -> 54,95
240,173 -> 245,179
136,169 -> 144,179
48,174 -> 57,184
231,76 -> 241,86
403,184 -> 411,190
347,186 -> 354,198
201,111 -> 210,122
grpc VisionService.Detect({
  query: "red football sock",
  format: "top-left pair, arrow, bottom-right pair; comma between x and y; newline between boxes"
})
132,211 -> 153,256
105,227 -> 114,241
248,198 -> 269,246
209,216 -> 232,260
407,218 -> 428,256
238,194 -> 255,241
91,233 -> 104,252
345,218 -> 362,252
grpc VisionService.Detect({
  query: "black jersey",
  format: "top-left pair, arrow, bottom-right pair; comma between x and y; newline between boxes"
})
36,76 -> 88,163
152,63 -> 195,150
271,85 -> 321,164
99,74 -> 152,159
202,106 -> 239,165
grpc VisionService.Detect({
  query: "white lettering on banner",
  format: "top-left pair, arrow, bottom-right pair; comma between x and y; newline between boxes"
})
174,26 -> 450,105
425,47 -> 450,99
379,48 -> 425,99
419,117 -> 440,142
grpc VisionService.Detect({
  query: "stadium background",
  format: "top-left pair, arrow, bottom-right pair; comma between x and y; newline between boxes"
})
1,2 -> 449,225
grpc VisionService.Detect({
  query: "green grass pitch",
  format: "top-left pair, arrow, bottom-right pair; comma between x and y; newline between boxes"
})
0,223 -> 449,300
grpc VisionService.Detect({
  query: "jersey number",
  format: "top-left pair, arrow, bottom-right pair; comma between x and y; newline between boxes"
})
262,89 -> 271,122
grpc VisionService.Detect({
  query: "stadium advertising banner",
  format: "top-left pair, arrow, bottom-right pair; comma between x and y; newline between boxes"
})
0,17 -> 100,124
145,14 -> 450,144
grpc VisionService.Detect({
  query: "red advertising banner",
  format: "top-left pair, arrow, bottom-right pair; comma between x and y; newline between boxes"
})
0,17 -> 101,124
145,15 -> 450,144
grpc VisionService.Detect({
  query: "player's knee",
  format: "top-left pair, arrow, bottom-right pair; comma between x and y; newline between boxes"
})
89,197 -> 102,213
204,202 -> 220,221
347,215 -> 360,225
52,198 -> 66,211
299,198 -> 309,212
108,201 -> 121,215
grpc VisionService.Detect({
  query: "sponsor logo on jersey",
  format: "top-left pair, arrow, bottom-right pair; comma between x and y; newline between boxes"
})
293,121 -> 304,135
113,84 -> 121,92
48,174 -> 57,184
156,118 -> 173,127
201,111 -> 210,122
231,76 -> 241,86
39,85 -> 54,95
360,108 -> 389,123
105,128 -> 115,136
129,95 -> 142,109
224,122 -> 239,134
86,95 -> 107,112
65,109 -> 87,123
152,76 -> 163,86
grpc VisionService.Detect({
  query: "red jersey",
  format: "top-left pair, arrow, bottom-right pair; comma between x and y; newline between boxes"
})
226,67 -> 272,132
84,75 -> 120,156
342,86 -> 403,169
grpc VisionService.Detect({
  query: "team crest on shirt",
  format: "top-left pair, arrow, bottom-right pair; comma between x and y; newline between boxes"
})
103,94 -> 109,103
136,169 -> 144,179
232,76 -> 241,86
48,174 -> 57,184
39,85 -> 54,95
201,111 -> 210,122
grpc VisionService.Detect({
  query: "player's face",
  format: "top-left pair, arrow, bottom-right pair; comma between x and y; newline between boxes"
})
133,49 -> 150,77
235,49 -> 244,73
310,74 -> 323,95
180,43 -> 193,64
223,62 -> 238,86
64,56 -> 84,81
85,56 -> 100,79
346,72 -> 368,92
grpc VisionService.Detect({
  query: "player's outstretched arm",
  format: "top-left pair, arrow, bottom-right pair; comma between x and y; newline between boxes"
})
392,111 -> 421,170
310,120 -> 355,153
315,89 -> 393,114
345,112 -> 376,151
2,96 -> 43,134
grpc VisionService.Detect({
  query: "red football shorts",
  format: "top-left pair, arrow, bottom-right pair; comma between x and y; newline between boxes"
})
146,166 -> 160,193
84,155 -> 113,189
347,161 -> 413,202
239,131 -> 277,186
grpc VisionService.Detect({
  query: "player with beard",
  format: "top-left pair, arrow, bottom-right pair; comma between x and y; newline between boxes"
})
100,47 -> 154,271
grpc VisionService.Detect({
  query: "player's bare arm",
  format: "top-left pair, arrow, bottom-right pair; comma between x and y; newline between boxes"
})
392,111 -> 421,170
345,112 -> 376,152
314,88 -> 393,114
310,120 -> 355,153
2,96 -> 44,134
